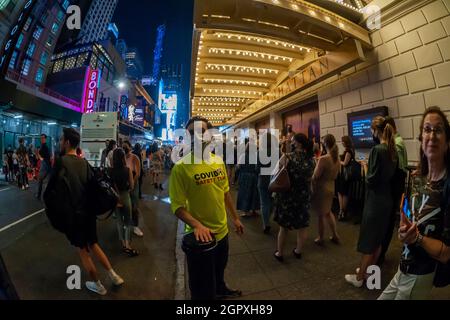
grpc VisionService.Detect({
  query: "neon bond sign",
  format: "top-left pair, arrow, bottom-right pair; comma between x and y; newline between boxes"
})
82,67 -> 101,113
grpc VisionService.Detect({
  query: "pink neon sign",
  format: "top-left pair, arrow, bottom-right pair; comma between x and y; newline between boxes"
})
82,67 -> 101,113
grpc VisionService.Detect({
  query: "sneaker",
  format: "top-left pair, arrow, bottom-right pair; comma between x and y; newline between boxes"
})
216,287 -> 242,299
344,274 -> 363,288
109,273 -> 124,286
25,184 -> 29,189
21,186 -> 25,190
133,227 -> 144,237
85,281 -> 107,296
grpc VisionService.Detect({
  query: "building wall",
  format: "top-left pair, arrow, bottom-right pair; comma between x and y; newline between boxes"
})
316,0 -> 450,162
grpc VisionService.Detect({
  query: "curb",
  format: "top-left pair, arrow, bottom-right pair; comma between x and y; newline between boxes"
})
174,219 -> 186,300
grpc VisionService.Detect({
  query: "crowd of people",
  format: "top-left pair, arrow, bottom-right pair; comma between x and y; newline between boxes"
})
14,105 -> 448,300
169,106 -> 449,301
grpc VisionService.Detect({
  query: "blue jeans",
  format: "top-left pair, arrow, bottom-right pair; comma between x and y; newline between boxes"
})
258,175 -> 272,229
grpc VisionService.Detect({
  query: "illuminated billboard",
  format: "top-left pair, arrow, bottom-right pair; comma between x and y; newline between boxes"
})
160,92 -> 178,112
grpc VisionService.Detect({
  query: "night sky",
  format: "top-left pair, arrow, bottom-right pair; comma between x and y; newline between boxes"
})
113,0 -> 194,126
113,0 -> 194,76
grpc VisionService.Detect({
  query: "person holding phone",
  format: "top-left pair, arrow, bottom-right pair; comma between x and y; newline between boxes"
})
378,107 -> 450,300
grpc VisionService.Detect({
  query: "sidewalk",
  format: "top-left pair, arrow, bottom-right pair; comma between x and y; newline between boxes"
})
179,187 -> 450,300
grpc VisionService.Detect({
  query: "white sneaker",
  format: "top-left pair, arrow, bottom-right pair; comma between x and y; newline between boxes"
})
133,227 -> 144,237
21,186 -> 25,190
109,273 -> 124,286
345,274 -> 364,288
85,281 -> 107,296
25,184 -> 29,189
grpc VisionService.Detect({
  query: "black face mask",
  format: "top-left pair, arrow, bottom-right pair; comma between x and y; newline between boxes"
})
373,135 -> 380,145
291,143 -> 296,151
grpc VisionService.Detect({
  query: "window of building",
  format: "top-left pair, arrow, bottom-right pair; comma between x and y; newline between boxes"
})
40,13 -> 48,24
51,22 -> 59,35
8,50 -> 18,70
53,59 -> 64,73
35,67 -> 44,83
46,36 -> 54,47
15,33 -> 24,49
23,17 -> 32,32
64,56 -> 76,70
26,42 -> 36,57
33,25 -> 43,40
75,53 -> 88,68
62,0 -> 70,10
21,59 -> 32,76
56,9 -> 65,21
40,51 -> 48,65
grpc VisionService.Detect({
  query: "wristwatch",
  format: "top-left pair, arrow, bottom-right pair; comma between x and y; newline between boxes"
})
415,234 -> 424,247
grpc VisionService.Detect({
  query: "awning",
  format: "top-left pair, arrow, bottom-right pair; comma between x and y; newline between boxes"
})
191,0 -> 372,126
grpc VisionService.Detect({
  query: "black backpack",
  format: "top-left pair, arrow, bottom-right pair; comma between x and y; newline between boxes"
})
43,159 -> 80,234
85,164 -> 119,219
433,176 -> 450,288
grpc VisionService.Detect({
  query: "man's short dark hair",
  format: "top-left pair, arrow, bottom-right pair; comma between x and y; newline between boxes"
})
62,128 -> 80,149
18,138 -> 24,144
41,134 -> 47,139
123,140 -> 132,148
185,116 -> 213,130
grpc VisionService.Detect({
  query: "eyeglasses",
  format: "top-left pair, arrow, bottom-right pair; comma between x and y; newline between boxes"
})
423,125 -> 445,136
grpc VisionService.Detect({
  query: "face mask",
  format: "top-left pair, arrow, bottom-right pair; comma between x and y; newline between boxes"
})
373,135 -> 380,145
291,143 -> 296,151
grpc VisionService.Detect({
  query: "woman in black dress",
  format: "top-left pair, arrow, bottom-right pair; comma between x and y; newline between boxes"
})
337,136 -> 356,221
274,133 -> 316,262
345,116 -> 398,287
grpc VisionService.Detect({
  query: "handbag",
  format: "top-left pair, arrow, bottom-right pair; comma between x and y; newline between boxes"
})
268,156 -> 291,193
343,158 -> 361,182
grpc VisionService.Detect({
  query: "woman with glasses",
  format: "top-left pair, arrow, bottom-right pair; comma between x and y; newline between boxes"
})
378,107 -> 450,300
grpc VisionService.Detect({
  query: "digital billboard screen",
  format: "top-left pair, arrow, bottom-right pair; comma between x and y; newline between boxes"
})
160,92 -> 177,112
347,107 -> 389,149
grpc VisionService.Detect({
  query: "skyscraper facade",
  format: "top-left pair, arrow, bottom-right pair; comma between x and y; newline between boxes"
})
125,48 -> 143,80
78,0 -> 118,45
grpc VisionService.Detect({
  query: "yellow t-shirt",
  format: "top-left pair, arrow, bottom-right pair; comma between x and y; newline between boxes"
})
169,153 -> 230,241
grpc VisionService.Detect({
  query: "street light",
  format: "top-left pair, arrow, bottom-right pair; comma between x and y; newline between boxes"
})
118,81 -> 126,90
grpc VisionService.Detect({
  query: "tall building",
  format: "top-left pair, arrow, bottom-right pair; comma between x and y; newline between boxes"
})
116,38 -> 127,60
78,0 -> 118,45
160,64 -> 182,92
107,23 -> 119,45
2,0 -> 72,88
151,24 -> 165,86
125,48 -> 143,80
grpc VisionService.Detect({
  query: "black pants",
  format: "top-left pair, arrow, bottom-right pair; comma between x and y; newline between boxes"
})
378,171 -> 407,265
185,235 -> 229,300
18,167 -> 28,188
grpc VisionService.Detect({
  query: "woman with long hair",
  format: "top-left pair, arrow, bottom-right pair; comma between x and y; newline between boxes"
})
110,148 -> 139,257
274,133 -> 316,261
337,136 -> 356,221
345,116 -> 398,287
379,107 -> 450,299
311,134 -> 341,245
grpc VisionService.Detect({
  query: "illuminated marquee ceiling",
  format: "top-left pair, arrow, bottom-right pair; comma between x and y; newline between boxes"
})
191,0 -> 372,127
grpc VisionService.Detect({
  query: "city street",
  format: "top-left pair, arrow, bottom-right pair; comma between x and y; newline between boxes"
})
0,176 -> 178,300
2,175 -> 449,300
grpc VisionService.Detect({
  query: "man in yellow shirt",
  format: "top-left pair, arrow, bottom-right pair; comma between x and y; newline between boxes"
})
169,116 -> 244,300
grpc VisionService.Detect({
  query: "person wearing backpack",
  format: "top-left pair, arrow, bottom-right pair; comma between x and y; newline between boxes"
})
45,128 -> 124,296
378,107 -> 450,299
